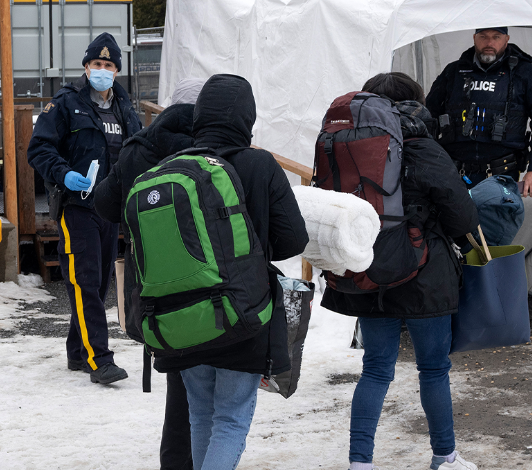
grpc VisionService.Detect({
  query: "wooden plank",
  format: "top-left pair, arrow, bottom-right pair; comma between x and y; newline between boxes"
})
140,100 -> 164,127
14,97 -> 52,104
140,100 -> 165,115
35,214 -> 58,232
250,145 -> 313,181
15,106 -> 36,235
1,0 -> 18,229
35,231 -> 60,242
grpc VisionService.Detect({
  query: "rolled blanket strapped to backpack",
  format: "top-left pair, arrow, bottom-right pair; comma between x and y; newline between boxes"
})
292,185 -> 380,276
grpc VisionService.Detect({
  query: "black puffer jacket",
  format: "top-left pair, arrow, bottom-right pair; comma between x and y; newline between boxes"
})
154,74 -> 309,375
94,103 -> 195,341
321,101 -> 479,318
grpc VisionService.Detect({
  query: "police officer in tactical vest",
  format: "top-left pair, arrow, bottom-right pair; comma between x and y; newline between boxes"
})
28,32 -> 142,384
426,27 -> 532,193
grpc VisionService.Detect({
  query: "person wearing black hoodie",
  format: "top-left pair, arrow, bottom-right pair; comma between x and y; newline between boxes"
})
95,74 -> 308,469
149,74 -> 307,470
322,73 -> 479,470
94,79 -> 207,470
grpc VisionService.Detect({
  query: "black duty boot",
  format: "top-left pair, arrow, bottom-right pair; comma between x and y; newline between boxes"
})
90,362 -> 128,384
67,358 -> 90,373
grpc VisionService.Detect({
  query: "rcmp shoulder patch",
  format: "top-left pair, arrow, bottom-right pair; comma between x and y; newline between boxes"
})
43,102 -> 55,113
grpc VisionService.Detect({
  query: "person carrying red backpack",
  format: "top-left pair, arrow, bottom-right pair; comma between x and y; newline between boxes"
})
320,73 -> 479,470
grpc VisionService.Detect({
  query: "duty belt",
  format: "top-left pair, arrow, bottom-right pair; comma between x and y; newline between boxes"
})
453,153 -> 517,178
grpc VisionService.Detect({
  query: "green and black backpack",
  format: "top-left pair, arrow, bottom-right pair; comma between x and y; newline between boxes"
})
124,148 -> 273,359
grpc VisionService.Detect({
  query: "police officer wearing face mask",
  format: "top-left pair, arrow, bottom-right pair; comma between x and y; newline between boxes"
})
426,27 -> 532,193
27,32 -> 142,384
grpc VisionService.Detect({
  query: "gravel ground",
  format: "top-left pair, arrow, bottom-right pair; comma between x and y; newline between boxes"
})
1,279 -> 128,340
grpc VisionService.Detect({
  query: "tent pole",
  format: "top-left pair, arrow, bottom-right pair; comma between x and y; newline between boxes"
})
414,40 -> 424,89
0,0 -> 19,229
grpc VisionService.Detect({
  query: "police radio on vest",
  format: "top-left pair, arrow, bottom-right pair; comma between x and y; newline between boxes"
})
470,81 -> 496,92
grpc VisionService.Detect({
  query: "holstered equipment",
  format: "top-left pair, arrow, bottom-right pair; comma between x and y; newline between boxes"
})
453,153 -> 518,178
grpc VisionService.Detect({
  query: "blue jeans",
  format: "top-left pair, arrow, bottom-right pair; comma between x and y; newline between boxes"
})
180,365 -> 261,470
350,316 -> 455,463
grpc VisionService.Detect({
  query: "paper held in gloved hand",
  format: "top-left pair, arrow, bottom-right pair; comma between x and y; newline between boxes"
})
81,159 -> 100,200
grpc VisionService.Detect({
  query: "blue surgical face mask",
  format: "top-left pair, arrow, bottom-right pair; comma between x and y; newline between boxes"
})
88,68 -> 115,92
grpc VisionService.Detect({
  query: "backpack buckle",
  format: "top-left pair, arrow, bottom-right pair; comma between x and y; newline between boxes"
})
145,305 -> 156,330
144,304 -> 155,316
217,207 -> 230,219
210,292 -> 223,308
210,292 -> 225,331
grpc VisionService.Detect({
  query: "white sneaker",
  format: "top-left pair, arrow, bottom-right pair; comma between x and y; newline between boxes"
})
430,452 -> 478,470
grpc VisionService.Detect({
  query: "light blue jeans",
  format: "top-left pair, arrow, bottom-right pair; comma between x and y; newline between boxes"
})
350,315 -> 455,463
180,365 -> 261,470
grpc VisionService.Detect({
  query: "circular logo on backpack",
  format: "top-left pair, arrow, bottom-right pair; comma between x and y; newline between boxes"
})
147,190 -> 160,205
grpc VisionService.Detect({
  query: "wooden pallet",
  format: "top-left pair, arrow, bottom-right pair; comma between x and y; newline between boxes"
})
33,230 -> 125,283
34,231 -> 60,283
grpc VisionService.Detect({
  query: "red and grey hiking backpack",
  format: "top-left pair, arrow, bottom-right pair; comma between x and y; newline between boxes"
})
313,92 -> 428,300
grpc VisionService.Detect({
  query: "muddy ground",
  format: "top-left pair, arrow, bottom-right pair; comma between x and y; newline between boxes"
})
398,329 -> 532,463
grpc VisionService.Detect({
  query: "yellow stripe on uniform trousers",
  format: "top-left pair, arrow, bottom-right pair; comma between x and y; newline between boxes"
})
60,211 -> 98,371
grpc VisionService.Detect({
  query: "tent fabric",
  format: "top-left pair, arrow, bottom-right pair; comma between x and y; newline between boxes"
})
159,0 -> 532,169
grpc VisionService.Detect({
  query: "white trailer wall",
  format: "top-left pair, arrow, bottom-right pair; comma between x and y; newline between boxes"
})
11,0 -> 132,97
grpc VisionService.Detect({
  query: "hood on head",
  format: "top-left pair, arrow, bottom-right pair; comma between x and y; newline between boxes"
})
125,103 -> 195,160
171,78 -> 206,105
193,74 -> 256,148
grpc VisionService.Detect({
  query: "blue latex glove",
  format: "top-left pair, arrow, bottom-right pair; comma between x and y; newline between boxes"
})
64,171 -> 91,191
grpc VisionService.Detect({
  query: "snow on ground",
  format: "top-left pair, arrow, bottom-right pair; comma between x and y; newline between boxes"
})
0,260 -> 530,469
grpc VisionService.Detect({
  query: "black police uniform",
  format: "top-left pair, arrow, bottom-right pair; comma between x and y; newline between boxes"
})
27,74 -> 141,371
426,44 -> 532,186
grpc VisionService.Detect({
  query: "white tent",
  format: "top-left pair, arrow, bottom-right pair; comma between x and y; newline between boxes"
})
159,0 -> 532,169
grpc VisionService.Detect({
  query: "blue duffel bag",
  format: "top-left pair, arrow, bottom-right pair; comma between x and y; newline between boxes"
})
450,226 -> 530,353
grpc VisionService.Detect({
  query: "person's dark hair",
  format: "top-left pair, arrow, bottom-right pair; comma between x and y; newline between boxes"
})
362,72 -> 425,104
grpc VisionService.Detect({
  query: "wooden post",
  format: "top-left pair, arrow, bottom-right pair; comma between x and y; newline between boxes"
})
300,176 -> 313,282
15,105 -> 36,236
0,0 -> 18,229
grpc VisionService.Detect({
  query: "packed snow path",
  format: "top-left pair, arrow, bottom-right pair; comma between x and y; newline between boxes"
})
0,259 -> 531,470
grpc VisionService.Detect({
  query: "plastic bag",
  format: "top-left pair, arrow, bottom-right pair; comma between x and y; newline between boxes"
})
259,275 -> 315,398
